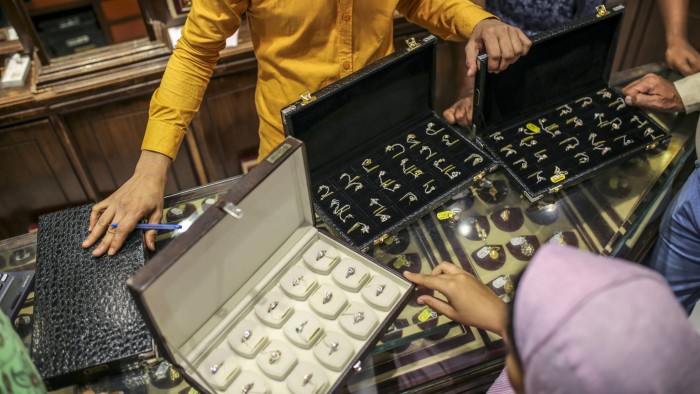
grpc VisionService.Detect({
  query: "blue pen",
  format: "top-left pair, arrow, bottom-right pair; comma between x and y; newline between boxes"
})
110,223 -> 182,231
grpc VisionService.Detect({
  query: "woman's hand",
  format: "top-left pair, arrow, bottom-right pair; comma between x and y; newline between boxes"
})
404,262 -> 508,336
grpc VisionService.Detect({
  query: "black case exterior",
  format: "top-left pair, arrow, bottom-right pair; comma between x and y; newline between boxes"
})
473,6 -> 670,202
128,138 -> 415,394
32,204 -> 154,390
282,36 -> 496,250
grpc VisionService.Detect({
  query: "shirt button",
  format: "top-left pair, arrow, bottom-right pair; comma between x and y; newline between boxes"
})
342,61 -> 350,70
342,13 -> 351,22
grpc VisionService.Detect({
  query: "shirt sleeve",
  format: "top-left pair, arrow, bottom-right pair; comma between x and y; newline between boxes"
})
142,1 -> 249,159
674,73 -> 700,114
396,0 -> 496,42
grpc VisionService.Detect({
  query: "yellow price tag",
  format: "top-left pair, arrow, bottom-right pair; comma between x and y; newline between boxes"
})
550,173 -> 566,183
526,123 -> 541,133
418,307 -> 434,322
436,211 -> 454,220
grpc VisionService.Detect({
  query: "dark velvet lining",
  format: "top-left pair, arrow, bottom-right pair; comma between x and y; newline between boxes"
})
285,42 -> 435,180
475,12 -> 623,134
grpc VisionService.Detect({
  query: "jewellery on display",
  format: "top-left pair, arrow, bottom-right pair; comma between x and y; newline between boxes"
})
489,131 -> 504,141
614,135 -> 634,146
464,153 -> 483,166
557,104 -> 573,116
292,276 -> 304,287
528,171 -> 546,184
327,340 -> 339,355
423,179 -> 436,194
268,350 -> 282,364
322,291 -> 333,304
630,115 -> 648,128
242,383 -> 255,394
607,117 -> 622,130
575,97 -> 592,107
551,231 -> 566,245
377,171 -> 400,192
442,134 -> 459,146
369,197 -> 385,212
425,122 -> 444,135
347,311 -> 364,324
488,247 -> 500,260
241,329 -> 252,343
316,250 -> 327,261
361,158 -> 379,173
330,199 -> 353,223
340,173 -> 363,192
521,241 -> 535,257
400,158 -> 424,178
346,267 -> 356,278
317,185 -> 334,201
513,158 -> 528,170
385,143 -> 406,158
500,144 -> 517,157
406,133 -> 421,148
559,137 -> 579,151
295,320 -> 308,334
644,127 -> 658,139
433,158 -> 456,175
593,144 -> 611,155
376,213 -> 391,222
538,118 -> 560,136
302,373 -> 314,387
500,209 -> 510,222
596,88 -> 612,99
419,145 -> 437,160
551,166 -> 568,183
519,136 -> 537,147
609,97 -> 626,110
518,126 -> 538,135
575,152 -> 589,164
593,114 -> 607,129
348,222 -> 370,234
588,133 -> 602,146
503,275 -> 515,296
566,116 -> 583,128
399,192 -> 418,204
210,361 -> 224,374
268,301 -> 279,313
375,284 -> 386,296
534,150 -> 548,162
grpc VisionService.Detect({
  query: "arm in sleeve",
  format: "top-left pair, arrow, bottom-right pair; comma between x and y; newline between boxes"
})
142,0 -> 249,159
396,0 -> 496,42
674,73 -> 700,113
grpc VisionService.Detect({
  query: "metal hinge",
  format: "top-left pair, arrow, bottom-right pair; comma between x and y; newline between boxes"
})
473,171 -> 486,182
373,233 -> 389,246
595,5 -> 609,17
405,37 -> 420,51
548,185 -> 563,194
300,91 -> 316,106
218,201 -> 244,219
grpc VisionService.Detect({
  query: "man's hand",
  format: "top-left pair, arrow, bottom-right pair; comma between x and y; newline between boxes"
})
443,73 -> 475,126
465,19 -> 531,77
621,73 -> 685,113
665,41 -> 700,76
82,150 -> 171,257
404,262 -> 508,335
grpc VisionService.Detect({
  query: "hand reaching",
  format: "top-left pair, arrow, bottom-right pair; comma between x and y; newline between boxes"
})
443,73 -> 476,127
403,262 -> 508,335
465,19 -> 531,77
81,150 -> 171,256
621,73 -> 685,113
665,40 -> 700,76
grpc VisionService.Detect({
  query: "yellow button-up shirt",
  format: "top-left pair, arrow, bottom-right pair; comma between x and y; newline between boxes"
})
142,0 -> 494,160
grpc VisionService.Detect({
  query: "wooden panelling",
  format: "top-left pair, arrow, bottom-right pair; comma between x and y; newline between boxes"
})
110,18 -> 147,43
192,67 -> 260,180
64,95 -> 198,198
0,119 -> 88,238
101,0 -> 141,20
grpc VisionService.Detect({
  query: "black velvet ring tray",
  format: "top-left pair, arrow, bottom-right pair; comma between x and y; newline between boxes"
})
472,5 -> 670,202
283,36 -> 496,250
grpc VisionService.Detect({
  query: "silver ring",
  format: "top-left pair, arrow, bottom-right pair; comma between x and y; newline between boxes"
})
269,350 -> 282,364
240,329 -> 252,343
346,267 -> 355,278
267,301 -> 278,313
375,284 -> 386,297
322,291 -> 333,304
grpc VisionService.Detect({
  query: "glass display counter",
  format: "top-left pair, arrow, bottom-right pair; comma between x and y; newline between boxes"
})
0,64 -> 696,393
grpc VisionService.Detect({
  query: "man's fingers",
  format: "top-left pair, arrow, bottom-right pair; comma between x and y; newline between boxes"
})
403,271 -> 451,293
145,211 -> 163,252
430,262 -> 465,276
628,93 -> 663,112
83,208 -> 115,249
482,34 -> 501,72
465,40 -> 479,77
88,202 -> 108,232
106,213 -> 143,256
443,106 -> 456,124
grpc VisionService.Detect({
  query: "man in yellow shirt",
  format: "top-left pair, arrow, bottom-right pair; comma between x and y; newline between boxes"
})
83,0 -> 531,256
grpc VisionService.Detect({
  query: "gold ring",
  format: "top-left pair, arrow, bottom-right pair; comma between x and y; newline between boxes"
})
107,227 -> 117,234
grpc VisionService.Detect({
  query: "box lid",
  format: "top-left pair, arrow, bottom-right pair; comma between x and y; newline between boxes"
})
473,6 -> 625,136
282,35 -> 437,180
127,138 -> 314,365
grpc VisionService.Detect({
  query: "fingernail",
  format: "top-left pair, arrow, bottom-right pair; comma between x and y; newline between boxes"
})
416,298 -> 425,305
625,96 -> 632,105
108,248 -> 115,256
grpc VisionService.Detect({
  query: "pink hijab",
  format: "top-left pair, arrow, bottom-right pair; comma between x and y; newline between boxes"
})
507,244 -> 700,393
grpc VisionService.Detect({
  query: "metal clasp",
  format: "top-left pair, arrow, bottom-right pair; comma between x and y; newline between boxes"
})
300,91 -> 316,106
405,38 -> 420,51
219,202 -> 244,219
595,5 -> 609,17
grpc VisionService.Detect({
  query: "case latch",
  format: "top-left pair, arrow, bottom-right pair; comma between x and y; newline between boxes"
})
405,37 -> 420,51
646,142 -> 659,150
300,91 -> 316,106
548,185 -> 563,194
595,5 -> 609,17
218,201 -> 244,219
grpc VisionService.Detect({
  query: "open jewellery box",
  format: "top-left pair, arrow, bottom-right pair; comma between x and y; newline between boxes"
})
282,35 -> 497,250
472,5 -> 670,202
127,137 -> 414,394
